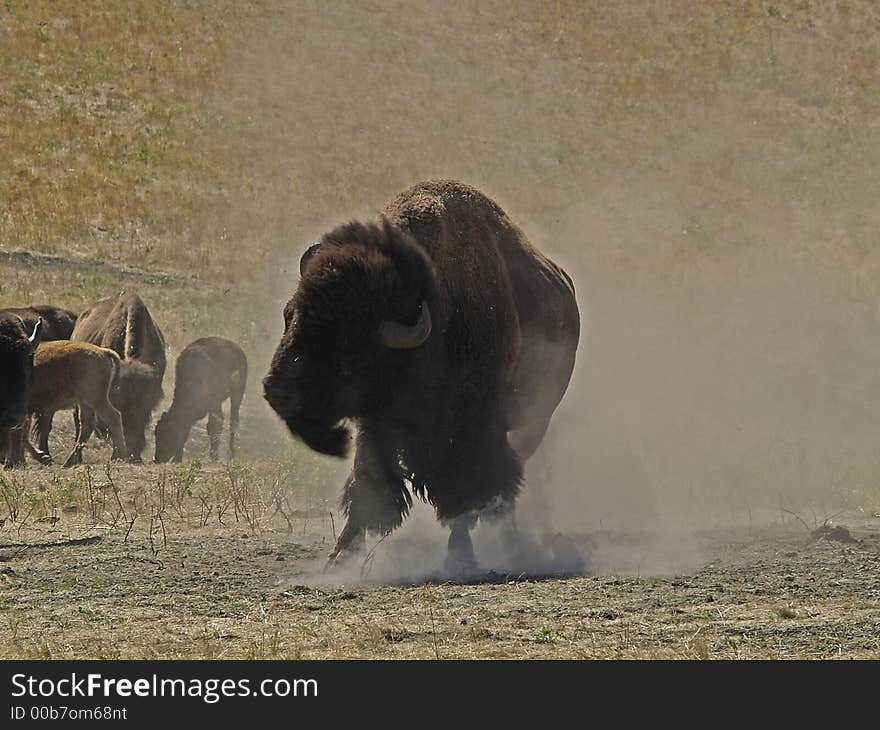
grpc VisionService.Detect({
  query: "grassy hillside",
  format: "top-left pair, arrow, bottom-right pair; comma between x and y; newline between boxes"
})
0,0 -> 262,272
4,1 -> 878,281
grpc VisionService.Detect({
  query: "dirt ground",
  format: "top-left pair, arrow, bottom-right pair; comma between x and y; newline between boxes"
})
2,457 -> 878,660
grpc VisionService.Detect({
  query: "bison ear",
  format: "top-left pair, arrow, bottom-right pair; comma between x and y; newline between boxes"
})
28,317 -> 43,349
299,241 -> 322,276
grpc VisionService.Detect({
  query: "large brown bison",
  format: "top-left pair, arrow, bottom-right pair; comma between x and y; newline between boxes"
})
0,313 -> 42,467
25,341 -> 126,467
72,291 -> 166,462
263,180 -> 580,571
154,337 -> 248,463
2,305 -> 78,342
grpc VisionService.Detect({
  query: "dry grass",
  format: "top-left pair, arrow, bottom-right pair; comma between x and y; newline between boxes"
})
4,1 -> 879,283
1,457 -> 879,659
0,0 -> 264,273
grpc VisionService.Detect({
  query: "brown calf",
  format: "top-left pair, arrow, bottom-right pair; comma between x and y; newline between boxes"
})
154,337 -> 247,462
27,341 -> 127,467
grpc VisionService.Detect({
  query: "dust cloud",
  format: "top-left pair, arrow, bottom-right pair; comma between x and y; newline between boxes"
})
206,1 -> 880,581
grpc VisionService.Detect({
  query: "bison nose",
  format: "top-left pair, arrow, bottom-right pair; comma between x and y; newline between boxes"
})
263,371 -> 296,415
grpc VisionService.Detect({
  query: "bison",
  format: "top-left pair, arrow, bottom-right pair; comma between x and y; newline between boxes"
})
25,341 -> 126,467
154,337 -> 248,463
72,291 -> 166,462
0,313 -> 42,468
2,305 -> 78,342
263,180 -> 579,571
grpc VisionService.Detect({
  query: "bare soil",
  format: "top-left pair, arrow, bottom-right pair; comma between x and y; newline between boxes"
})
2,461 -> 878,660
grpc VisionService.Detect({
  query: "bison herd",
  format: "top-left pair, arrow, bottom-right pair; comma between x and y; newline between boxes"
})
0,292 -> 247,469
2,180 -> 580,570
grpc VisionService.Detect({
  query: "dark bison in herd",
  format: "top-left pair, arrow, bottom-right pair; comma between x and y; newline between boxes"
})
1,180 -> 578,571
0,312 -> 43,467
0,296 -> 247,467
264,180 -> 579,570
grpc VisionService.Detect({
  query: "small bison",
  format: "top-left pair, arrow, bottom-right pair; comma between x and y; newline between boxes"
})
0,314 -> 42,468
263,179 -> 580,571
154,337 -> 248,463
72,291 -> 166,461
26,341 -> 127,467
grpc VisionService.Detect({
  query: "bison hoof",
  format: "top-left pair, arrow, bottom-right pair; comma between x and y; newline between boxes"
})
444,552 -> 481,578
322,552 -> 345,574
322,547 -> 363,575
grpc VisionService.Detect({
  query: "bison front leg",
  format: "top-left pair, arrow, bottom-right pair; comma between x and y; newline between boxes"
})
122,409 -> 149,463
207,407 -> 224,462
431,423 -> 523,575
325,432 -> 410,572
7,428 -> 26,468
1,428 -> 26,469
22,417 -> 52,467
446,514 -> 479,574
94,401 -> 127,462
28,412 -> 55,465
29,412 -> 52,455
64,406 -> 92,467
325,475 -> 367,569
228,373 -> 245,461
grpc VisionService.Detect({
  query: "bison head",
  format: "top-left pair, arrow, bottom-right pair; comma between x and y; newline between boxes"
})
154,409 -> 188,463
263,219 -> 438,457
0,315 -> 42,429
111,359 -> 163,461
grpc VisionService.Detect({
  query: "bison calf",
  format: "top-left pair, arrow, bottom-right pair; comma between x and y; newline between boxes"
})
154,337 -> 247,463
27,341 -> 127,467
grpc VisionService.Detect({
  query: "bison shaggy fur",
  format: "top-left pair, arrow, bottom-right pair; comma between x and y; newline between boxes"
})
263,180 -> 579,570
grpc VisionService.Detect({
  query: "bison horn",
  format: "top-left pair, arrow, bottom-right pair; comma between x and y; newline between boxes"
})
380,302 -> 432,349
28,317 -> 43,346
299,241 -> 322,275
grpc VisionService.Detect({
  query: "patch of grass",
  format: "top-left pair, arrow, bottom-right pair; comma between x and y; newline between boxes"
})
0,0 -> 265,274
776,605 -> 800,620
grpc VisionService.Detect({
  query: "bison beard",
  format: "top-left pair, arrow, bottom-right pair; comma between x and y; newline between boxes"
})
264,180 -> 579,573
